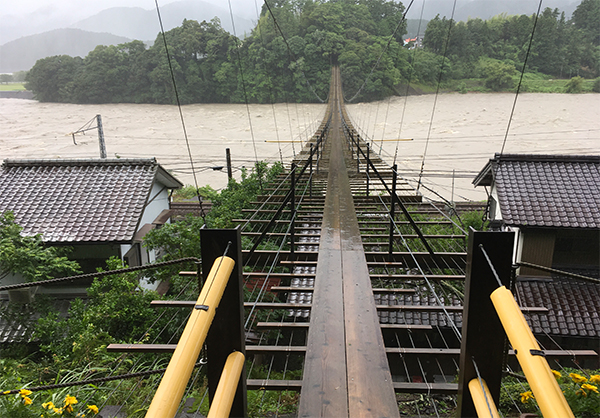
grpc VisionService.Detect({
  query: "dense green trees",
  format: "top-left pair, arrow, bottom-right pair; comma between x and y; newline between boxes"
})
423,3 -> 599,80
25,0 -> 599,103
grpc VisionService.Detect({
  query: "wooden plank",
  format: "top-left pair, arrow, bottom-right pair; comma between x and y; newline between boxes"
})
256,322 -> 432,330
269,287 -> 417,293
247,379 -> 303,391
393,382 -> 458,394
107,343 -> 597,358
299,73 -> 399,417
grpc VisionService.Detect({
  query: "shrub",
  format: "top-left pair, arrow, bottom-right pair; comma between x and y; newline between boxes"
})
565,76 -> 585,93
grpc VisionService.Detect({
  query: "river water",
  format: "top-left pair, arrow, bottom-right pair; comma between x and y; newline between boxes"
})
1,93 -> 598,202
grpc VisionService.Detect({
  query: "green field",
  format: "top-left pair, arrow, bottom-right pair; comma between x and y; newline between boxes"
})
0,83 -> 26,91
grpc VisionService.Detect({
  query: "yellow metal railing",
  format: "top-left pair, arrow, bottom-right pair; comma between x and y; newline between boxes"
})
491,286 -> 574,418
146,256 -> 236,418
207,351 -> 246,418
468,378 -> 501,418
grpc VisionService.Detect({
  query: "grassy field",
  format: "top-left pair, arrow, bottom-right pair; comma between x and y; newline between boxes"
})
0,83 -> 26,91
444,76 -> 598,94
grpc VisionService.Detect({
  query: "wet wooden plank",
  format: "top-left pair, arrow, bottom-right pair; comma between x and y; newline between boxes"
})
299,68 -> 398,418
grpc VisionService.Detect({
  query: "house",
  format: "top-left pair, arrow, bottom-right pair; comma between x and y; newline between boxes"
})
0,158 -> 183,297
473,153 -> 599,275
473,153 -> 600,364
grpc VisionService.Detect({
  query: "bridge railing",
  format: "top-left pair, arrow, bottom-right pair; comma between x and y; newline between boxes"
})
339,116 -> 437,259
244,116 -> 331,264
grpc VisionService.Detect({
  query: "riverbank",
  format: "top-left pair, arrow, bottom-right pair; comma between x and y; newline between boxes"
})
1,92 -> 598,202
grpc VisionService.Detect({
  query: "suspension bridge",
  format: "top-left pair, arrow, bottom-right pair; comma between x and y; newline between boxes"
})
1,64 -> 596,417
100,66 -> 591,417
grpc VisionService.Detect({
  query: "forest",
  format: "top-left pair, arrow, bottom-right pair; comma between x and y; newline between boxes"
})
25,0 -> 600,104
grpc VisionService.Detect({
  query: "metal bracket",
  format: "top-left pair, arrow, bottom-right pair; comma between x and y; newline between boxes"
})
530,349 -> 545,357
195,305 -> 209,311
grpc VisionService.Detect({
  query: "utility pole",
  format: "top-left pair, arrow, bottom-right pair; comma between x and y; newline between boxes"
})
97,115 -> 107,159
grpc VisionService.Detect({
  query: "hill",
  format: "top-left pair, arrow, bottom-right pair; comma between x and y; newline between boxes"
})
0,29 -> 131,73
69,0 -> 254,43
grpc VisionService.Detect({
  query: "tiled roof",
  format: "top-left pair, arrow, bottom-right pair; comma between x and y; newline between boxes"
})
516,276 -> 600,338
0,158 -> 181,243
473,154 -> 600,228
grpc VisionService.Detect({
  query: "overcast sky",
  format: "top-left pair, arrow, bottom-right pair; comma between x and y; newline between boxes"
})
3,0 -> 181,16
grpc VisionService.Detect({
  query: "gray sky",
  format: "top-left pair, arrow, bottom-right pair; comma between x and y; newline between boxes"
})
3,1 -> 180,17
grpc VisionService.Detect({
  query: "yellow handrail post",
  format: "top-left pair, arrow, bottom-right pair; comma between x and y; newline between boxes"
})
468,378 -> 501,418
207,351 -> 246,418
202,228 -> 247,417
491,286 -> 574,418
145,256 -> 235,418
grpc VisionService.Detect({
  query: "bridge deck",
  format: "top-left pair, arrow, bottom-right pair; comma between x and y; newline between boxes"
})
298,68 -> 399,418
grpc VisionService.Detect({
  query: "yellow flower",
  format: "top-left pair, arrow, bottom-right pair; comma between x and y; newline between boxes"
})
19,389 -> 33,397
551,369 -> 561,379
581,383 -> 599,394
2,390 -> 11,394
520,391 -> 534,403
42,401 -> 55,410
570,372 -> 588,383
23,396 -> 33,405
576,388 -> 587,397
53,407 -> 63,414
87,405 -> 99,414
590,375 -> 600,384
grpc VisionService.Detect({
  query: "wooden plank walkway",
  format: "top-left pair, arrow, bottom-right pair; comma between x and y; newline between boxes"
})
298,67 -> 399,418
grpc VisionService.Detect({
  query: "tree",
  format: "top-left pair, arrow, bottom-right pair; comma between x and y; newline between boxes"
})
0,211 -> 81,283
571,0 -> 600,45
0,74 -> 13,84
479,58 -> 516,91
25,55 -> 82,102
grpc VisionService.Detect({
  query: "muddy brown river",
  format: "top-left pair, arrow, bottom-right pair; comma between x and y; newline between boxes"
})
1,93 -> 598,202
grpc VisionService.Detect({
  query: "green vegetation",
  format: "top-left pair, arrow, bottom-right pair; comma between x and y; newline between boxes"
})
0,83 -> 26,91
499,369 -> 600,417
0,211 -> 81,283
25,0 -> 598,104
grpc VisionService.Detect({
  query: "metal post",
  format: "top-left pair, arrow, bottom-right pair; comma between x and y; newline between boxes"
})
97,114 -> 107,159
202,228 -> 247,418
309,144 -> 313,198
389,164 -> 397,262
366,144 -> 370,196
290,163 -> 296,263
226,148 -> 233,180
356,139 -> 360,174
457,230 -> 514,418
